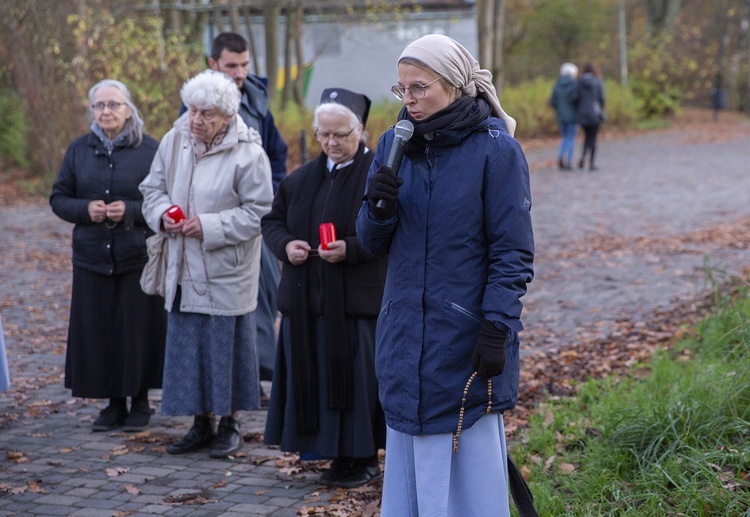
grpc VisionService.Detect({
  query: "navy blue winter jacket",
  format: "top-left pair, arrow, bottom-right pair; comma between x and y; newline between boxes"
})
50,133 -> 158,276
356,115 -> 534,436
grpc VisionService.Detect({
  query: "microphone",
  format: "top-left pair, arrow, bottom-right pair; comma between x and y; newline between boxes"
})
376,119 -> 414,209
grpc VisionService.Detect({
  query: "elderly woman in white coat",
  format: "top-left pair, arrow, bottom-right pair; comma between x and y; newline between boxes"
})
140,70 -> 273,459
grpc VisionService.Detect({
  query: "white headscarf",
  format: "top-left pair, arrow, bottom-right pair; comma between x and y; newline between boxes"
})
398,34 -> 517,137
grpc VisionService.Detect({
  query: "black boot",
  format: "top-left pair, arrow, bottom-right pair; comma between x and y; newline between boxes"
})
333,455 -> 382,488
319,457 -> 352,485
167,415 -> 216,455
209,416 -> 242,459
92,397 -> 128,432
122,390 -> 152,432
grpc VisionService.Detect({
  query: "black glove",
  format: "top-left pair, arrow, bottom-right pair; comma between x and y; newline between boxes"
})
471,320 -> 509,378
367,165 -> 403,220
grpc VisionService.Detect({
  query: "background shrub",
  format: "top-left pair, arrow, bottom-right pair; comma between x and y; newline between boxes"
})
0,89 -> 29,169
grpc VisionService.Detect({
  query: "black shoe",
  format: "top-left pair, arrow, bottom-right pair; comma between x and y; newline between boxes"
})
92,400 -> 128,432
333,457 -> 381,488
122,399 -> 152,432
318,457 -> 352,485
167,416 -> 216,455
578,159 -> 585,169
557,158 -> 565,170
209,416 -> 242,459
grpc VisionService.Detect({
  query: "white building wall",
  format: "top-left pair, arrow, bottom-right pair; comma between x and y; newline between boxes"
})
209,9 -> 477,107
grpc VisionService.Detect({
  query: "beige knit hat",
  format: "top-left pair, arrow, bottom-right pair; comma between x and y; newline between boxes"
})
399,34 -> 517,137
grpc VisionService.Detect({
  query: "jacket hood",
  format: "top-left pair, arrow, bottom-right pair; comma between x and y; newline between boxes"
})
578,73 -> 599,90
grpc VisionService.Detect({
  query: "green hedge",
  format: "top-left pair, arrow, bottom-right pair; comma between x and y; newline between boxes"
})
0,89 -> 29,169
274,78 -> 645,169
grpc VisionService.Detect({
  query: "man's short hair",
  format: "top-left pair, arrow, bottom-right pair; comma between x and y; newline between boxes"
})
211,32 -> 249,61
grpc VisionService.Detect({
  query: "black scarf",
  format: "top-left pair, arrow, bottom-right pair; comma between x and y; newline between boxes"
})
398,96 -> 492,150
289,143 -> 369,434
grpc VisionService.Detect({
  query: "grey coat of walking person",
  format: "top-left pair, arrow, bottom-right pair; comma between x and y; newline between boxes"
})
50,79 -> 167,433
140,70 -> 273,459
550,62 -> 579,170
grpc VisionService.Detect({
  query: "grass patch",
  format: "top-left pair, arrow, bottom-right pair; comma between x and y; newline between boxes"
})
511,286 -> 750,515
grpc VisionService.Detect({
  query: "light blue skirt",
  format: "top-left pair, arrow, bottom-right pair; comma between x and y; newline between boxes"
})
0,313 -> 9,393
381,412 -> 510,517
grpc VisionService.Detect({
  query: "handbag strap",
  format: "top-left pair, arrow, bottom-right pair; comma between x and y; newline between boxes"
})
508,454 -> 541,517
166,129 -> 181,196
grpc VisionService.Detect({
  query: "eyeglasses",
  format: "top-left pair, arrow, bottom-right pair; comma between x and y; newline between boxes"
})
91,101 -> 126,112
315,127 -> 356,143
391,77 -> 442,101
188,107 -> 220,122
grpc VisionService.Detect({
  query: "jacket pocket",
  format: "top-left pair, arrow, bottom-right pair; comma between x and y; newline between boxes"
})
444,299 -> 483,323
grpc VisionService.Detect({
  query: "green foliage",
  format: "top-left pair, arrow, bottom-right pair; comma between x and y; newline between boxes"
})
628,38 -> 693,118
275,79 -> 645,169
500,78 -> 642,139
0,89 -> 29,168
64,11 -> 205,140
272,98 -> 402,171
505,0 -> 618,81
511,284 -> 750,515
501,77 -> 559,138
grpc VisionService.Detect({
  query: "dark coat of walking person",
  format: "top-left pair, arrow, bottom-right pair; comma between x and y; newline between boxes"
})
550,62 -> 579,170
574,62 -> 606,171
139,70 -> 273,459
262,88 -> 388,489
50,79 -> 167,433
356,34 -> 534,516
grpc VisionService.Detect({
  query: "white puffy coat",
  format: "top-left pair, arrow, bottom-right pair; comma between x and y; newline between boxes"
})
140,113 -> 273,316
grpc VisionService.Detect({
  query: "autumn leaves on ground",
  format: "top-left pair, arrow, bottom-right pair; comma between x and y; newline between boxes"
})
1,108 -> 749,515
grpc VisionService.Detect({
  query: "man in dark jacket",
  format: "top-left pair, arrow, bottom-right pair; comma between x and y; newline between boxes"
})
192,32 -> 288,398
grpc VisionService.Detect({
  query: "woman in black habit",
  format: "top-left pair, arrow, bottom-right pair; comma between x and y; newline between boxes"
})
262,88 -> 387,488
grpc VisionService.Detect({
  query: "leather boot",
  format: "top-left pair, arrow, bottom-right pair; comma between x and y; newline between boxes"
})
209,416 -> 242,459
122,390 -> 152,432
167,415 -> 216,455
333,455 -> 382,488
92,398 -> 128,432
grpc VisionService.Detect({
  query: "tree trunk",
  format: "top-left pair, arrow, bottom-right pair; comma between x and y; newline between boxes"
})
281,3 -> 293,108
263,0 -> 280,99
477,0 -> 494,67
229,1 -> 241,34
492,0 -> 506,94
644,0 -> 681,38
292,1 -> 304,106
244,3 -> 261,75
212,3 -> 225,36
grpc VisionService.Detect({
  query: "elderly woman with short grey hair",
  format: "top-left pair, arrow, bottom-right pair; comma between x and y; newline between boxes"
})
140,69 -> 273,459
50,79 -> 167,433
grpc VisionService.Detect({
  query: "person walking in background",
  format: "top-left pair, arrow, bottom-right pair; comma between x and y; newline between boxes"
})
184,32 -> 288,403
574,62 -> 606,171
550,62 -> 579,170
357,34 -> 534,515
262,88 -> 387,488
50,79 -> 167,433
140,70 -> 273,459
